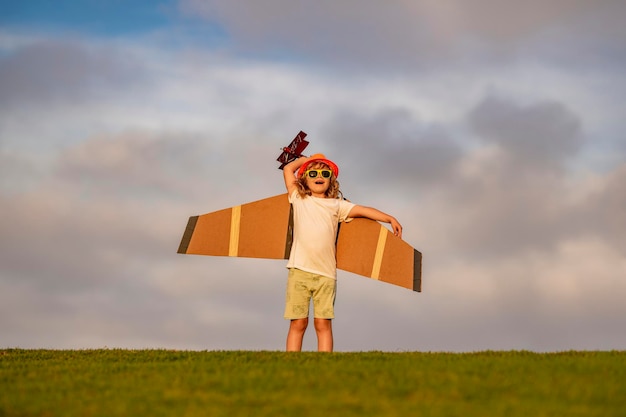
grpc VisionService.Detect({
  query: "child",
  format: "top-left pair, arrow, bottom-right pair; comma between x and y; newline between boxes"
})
283,153 -> 402,352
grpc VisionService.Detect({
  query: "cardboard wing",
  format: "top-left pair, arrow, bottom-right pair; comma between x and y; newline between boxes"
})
178,194 -> 422,292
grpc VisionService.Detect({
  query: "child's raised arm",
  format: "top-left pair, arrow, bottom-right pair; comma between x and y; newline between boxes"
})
283,156 -> 312,195
348,205 -> 403,238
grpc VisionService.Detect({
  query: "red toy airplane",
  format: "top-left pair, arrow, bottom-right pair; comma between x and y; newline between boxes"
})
277,131 -> 309,169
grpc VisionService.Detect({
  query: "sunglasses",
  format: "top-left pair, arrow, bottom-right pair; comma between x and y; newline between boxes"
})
305,169 -> 333,179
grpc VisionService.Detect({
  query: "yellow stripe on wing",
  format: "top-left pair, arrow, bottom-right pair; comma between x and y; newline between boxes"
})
229,205 -> 241,256
370,226 -> 387,279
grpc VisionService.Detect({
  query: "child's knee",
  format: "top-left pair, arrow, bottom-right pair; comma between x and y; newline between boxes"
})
289,318 -> 308,332
313,318 -> 332,332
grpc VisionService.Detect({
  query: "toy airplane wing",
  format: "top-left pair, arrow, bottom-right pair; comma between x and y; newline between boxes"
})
277,131 -> 309,169
177,194 -> 422,292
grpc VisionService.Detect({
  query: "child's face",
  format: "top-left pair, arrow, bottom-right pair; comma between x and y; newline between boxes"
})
304,163 -> 332,197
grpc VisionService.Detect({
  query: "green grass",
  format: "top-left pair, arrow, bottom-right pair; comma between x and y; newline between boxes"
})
1,349 -> 625,416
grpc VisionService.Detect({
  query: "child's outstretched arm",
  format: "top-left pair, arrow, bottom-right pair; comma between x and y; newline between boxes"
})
283,156 -> 313,195
348,205 -> 403,238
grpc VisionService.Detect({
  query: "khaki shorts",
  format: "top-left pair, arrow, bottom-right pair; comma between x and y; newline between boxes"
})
284,268 -> 337,320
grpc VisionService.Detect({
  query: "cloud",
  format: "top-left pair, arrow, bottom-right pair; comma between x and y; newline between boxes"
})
177,0 -> 626,71
178,0 -> 465,72
579,163 -> 626,254
415,0 -> 596,41
468,95 -> 583,171
375,94 -> 623,267
1,10 -> 625,352
321,108 -> 463,189
0,38 -> 148,108
55,131 -> 216,200
0,127 -> 287,349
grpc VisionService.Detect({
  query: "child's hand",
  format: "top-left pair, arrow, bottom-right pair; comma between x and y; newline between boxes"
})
390,218 -> 403,239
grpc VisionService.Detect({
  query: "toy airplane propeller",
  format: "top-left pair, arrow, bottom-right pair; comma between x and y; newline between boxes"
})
178,131 -> 422,292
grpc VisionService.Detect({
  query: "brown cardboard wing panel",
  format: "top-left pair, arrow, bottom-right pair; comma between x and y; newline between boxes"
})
379,233 -> 419,291
178,194 -> 291,260
183,207 -> 232,256
238,194 -> 291,259
337,218 -> 421,292
336,218 -> 379,278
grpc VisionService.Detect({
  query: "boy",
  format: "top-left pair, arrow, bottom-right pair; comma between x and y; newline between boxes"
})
283,154 -> 402,352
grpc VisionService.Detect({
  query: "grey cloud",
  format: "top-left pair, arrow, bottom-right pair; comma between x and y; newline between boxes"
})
0,151 -> 46,193
524,1 -> 626,70
51,129 -> 273,205
0,129 -> 283,296
55,132 -> 215,200
0,39 -> 147,108
0,258 -> 287,349
178,0 -> 462,72
417,0 -> 600,41
322,108 -> 463,188
178,0 -> 626,72
1,136 -> 284,341
0,191 -> 169,292
468,95 -> 583,171
336,292 -> 626,352
580,164 -> 626,255
0,133 -> 204,293
408,95 -> 621,260
433,169 -> 571,259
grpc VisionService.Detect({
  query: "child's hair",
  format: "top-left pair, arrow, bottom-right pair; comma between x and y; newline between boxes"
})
296,161 -> 342,199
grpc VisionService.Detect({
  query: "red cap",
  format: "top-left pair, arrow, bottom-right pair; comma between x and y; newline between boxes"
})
297,153 -> 339,178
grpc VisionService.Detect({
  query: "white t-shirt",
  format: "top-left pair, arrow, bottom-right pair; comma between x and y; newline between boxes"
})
286,190 -> 356,279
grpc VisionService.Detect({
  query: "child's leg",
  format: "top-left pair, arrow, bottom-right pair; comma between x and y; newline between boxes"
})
286,318 -> 308,352
311,275 -> 336,352
284,269 -> 312,352
314,318 -> 333,352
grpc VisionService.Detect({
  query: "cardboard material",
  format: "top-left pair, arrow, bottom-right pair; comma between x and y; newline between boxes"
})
336,218 -> 421,292
178,194 -> 422,292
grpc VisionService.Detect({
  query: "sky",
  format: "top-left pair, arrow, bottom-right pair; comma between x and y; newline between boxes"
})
1,0 -> 625,352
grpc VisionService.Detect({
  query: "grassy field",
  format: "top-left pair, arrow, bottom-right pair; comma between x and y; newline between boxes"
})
1,349 -> 625,417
